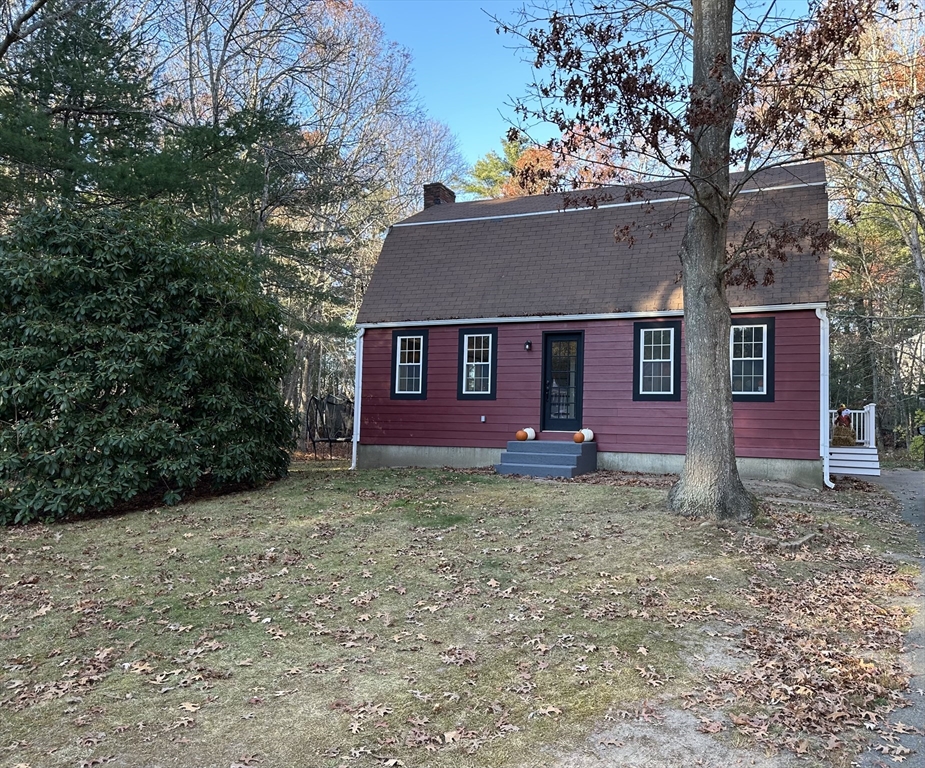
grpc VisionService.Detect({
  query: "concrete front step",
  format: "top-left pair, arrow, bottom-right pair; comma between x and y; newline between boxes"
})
500,451 -> 585,466
503,440 -> 589,454
496,440 -> 598,478
496,462 -> 584,479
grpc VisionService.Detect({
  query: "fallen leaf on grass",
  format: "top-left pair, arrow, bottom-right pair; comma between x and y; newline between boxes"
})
440,647 -> 476,666
165,717 -> 196,731
179,702 -> 201,712
230,755 -> 260,768
697,718 -> 725,734
529,706 -> 562,718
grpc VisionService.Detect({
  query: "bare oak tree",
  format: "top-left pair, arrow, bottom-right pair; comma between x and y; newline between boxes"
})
500,0 -> 903,519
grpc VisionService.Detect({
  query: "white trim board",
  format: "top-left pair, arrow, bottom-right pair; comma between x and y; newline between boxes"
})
357,303 -> 827,330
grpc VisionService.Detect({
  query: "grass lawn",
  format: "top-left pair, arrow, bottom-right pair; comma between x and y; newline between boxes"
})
0,463 -> 919,768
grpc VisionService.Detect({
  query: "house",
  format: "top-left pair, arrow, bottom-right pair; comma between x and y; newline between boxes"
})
352,162 -> 859,487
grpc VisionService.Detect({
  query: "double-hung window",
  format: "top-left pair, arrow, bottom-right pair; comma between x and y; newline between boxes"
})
391,330 -> 428,399
458,328 -> 497,400
730,318 -> 774,401
633,320 -> 681,401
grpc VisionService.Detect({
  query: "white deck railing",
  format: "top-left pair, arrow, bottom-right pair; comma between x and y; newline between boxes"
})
829,403 -> 877,448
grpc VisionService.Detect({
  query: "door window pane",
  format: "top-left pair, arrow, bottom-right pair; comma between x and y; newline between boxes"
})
550,340 -> 577,419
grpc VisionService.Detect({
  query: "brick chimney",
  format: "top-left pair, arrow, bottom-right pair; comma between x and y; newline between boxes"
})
423,182 -> 456,209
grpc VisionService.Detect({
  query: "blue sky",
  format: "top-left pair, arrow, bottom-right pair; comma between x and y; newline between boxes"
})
361,1 -> 815,171
361,0 -> 540,166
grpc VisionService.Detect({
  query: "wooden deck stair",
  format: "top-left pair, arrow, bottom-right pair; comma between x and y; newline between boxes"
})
827,405 -> 880,478
829,446 -> 880,477
496,440 -> 597,478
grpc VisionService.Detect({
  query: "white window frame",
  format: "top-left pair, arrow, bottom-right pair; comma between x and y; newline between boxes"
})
462,332 -> 493,395
730,323 -> 767,395
394,334 -> 424,395
639,326 -> 676,396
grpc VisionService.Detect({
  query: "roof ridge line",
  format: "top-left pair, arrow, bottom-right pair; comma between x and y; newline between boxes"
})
393,181 -> 827,229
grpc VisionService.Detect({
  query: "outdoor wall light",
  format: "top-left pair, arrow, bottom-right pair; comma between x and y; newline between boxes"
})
524,340 -> 532,351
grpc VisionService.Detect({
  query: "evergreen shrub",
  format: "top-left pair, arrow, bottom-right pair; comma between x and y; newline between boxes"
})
0,206 -> 295,523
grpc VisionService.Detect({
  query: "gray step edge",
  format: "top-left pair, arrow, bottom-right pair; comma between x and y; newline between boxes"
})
498,452 -> 584,466
505,441 -> 597,454
495,463 -> 580,478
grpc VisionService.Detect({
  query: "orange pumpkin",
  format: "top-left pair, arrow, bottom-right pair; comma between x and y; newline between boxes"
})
515,429 -> 528,441
573,431 -> 585,443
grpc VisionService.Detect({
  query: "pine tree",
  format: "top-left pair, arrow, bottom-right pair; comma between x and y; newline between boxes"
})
0,0 -> 156,208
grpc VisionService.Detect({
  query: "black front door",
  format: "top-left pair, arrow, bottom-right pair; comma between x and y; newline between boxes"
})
542,333 -> 583,432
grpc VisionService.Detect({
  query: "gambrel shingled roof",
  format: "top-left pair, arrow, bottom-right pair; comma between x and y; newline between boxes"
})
357,162 -> 829,326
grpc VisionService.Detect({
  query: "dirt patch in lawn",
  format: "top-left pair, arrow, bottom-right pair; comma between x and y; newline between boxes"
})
0,464 -> 920,768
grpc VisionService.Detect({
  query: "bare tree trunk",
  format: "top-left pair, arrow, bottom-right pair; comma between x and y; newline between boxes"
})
909,223 -> 925,319
668,0 -> 757,520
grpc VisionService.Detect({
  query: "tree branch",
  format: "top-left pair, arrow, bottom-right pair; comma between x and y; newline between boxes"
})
0,0 -> 90,60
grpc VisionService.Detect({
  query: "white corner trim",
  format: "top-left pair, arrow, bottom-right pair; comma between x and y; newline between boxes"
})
816,307 -> 835,489
393,181 -> 828,228
350,327 -> 365,470
358,303 -> 827,330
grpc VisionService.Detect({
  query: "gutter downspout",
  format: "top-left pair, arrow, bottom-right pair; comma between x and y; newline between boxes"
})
816,308 -> 835,489
350,328 -> 365,470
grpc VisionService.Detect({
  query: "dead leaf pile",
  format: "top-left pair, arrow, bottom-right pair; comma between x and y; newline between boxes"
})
563,471 -> 676,488
683,496 -> 917,761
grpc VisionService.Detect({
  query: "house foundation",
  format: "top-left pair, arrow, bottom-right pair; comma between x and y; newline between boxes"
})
356,444 -> 824,488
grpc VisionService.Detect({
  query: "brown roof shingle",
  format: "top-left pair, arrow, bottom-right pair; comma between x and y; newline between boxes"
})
357,163 -> 829,325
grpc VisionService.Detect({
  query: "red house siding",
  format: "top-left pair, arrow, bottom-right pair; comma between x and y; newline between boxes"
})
360,310 -> 820,461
